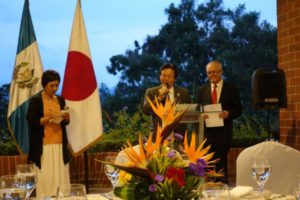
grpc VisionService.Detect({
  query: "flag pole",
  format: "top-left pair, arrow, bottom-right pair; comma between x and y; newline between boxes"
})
62,0 -> 103,191
84,151 -> 89,193
7,0 -> 43,155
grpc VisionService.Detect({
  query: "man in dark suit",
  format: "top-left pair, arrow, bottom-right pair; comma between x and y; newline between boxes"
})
143,63 -> 191,140
198,60 -> 242,183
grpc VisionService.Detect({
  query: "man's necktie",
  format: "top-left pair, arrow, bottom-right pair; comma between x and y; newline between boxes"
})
168,90 -> 174,102
211,84 -> 217,104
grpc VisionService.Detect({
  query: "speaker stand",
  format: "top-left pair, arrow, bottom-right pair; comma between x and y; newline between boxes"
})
265,105 -> 278,141
267,109 -> 271,140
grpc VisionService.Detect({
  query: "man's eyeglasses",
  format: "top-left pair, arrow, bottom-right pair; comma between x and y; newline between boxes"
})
207,70 -> 221,75
160,74 -> 174,79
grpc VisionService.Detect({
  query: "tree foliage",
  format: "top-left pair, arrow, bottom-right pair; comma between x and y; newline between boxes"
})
104,0 -> 277,114
0,0 -> 278,154
0,84 -> 11,141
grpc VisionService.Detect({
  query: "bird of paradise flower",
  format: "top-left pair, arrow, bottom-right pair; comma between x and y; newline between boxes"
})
96,96 -> 222,180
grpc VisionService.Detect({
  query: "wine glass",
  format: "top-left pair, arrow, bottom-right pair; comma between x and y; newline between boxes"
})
0,175 -> 27,199
200,182 -> 230,199
251,156 -> 271,197
56,184 -> 87,200
104,155 -> 120,198
15,164 -> 36,198
294,176 -> 300,200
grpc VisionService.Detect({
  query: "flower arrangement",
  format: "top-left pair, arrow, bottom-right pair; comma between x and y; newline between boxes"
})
102,97 -> 223,200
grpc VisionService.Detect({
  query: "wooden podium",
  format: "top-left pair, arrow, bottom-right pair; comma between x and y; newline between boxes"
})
177,104 -> 204,146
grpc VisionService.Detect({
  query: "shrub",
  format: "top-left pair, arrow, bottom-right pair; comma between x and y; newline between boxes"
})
232,114 -> 270,147
88,108 -> 151,153
0,110 -> 276,155
0,129 -> 19,155
0,141 -> 19,155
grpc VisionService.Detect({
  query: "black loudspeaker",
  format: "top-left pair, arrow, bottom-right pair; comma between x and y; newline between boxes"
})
252,68 -> 287,109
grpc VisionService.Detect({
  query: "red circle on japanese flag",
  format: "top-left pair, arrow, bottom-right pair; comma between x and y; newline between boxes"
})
62,51 -> 97,101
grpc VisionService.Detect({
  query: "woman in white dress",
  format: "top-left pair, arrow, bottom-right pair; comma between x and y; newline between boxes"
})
27,70 -> 70,197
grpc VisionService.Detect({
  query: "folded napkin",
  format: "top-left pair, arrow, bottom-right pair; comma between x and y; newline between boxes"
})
230,186 -> 254,198
87,194 -> 111,200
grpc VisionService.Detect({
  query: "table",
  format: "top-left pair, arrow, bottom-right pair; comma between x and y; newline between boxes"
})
87,194 -> 119,200
87,193 -> 296,200
242,194 -> 296,200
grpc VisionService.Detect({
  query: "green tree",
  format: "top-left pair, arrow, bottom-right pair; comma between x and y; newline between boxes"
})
105,0 -> 277,115
106,43 -> 163,114
0,84 -> 10,141
0,0 -> 278,154
0,84 -> 18,155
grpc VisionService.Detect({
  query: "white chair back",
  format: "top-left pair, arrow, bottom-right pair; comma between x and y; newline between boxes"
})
236,141 -> 300,194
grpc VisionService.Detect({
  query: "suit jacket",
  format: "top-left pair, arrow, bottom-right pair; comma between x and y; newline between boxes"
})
198,81 -> 242,145
26,91 -> 70,168
143,85 -> 191,139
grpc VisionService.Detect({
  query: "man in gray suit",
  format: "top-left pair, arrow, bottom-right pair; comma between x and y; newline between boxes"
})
143,63 -> 191,140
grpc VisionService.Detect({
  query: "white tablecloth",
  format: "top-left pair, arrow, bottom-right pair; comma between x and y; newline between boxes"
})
87,194 -> 109,200
88,194 -> 121,200
244,194 -> 296,200
89,193 -> 296,200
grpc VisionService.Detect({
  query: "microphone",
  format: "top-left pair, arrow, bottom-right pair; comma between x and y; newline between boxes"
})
164,83 -> 170,89
161,83 -> 170,101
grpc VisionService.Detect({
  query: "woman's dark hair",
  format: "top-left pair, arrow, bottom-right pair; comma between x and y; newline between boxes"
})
42,70 -> 60,87
160,63 -> 178,79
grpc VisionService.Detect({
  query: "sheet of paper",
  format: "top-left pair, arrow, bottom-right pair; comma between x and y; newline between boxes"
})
51,109 -> 69,125
51,115 -> 63,124
203,104 -> 224,127
176,104 -> 198,112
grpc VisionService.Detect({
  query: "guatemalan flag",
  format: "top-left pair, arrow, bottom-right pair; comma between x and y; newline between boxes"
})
7,0 -> 43,154
62,0 -> 103,155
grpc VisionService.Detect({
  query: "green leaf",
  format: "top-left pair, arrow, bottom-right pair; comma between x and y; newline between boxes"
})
114,182 -> 150,200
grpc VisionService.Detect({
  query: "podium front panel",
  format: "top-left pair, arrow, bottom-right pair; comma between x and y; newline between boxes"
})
178,112 -> 204,146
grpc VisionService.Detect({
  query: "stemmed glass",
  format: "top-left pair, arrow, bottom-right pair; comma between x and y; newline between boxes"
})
15,164 -> 36,198
0,175 -> 27,199
104,156 -> 120,198
251,156 -> 271,197
294,176 -> 300,200
200,182 -> 230,199
56,184 -> 87,200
